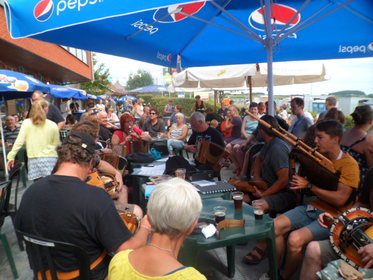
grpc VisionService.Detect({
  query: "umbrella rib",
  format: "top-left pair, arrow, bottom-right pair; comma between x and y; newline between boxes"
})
274,1 -> 332,44
273,0 -> 311,42
337,0 -> 373,24
179,0 -> 264,59
178,12 -> 259,59
277,0 -> 356,43
179,12 -> 260,41
209,0 -> 263,43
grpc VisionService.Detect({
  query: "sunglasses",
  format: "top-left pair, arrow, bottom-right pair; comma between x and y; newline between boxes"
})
150,112 -> 157,115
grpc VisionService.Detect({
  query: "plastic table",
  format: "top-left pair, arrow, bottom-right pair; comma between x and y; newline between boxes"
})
179,197 -> 278,279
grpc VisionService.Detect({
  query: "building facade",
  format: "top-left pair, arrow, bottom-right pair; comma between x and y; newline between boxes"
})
0,6 -> 93,84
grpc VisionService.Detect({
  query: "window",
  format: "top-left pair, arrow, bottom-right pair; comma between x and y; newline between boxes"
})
60,46 -> 88,64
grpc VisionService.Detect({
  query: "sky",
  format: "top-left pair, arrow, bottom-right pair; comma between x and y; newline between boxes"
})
95,53 -> 373,96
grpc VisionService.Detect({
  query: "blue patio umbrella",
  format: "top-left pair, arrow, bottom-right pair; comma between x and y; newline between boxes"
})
86,93 -> 104,100
128,84 -> 168,93
117,95 -> 137,103
0,69 -> 50,99
48,84 -> 87,99
0,69 -> 50,179
4,0 -> 373,114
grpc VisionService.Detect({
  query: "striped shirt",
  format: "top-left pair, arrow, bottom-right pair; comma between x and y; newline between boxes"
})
3,126 -> 20,145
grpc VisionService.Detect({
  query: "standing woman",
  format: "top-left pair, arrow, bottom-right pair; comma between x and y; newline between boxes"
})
190,95 -> 206,114
167,113 -> 188,156
7,100 -> 59,181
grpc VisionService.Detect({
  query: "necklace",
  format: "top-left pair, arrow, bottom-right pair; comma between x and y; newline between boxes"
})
148,243 -> 175,257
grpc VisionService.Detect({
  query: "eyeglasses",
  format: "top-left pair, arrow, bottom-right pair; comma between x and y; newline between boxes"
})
150,113 -> 157,115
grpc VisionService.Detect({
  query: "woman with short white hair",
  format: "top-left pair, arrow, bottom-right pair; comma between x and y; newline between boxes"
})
109,178 -> 206,279
167,113 -> 188,156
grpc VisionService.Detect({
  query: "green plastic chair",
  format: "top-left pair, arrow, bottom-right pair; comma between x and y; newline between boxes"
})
0,180 -> 18,279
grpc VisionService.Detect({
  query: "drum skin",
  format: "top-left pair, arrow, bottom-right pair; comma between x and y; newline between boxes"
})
330,207 -> 373,269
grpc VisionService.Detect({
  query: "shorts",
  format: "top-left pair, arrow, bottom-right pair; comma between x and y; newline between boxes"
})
264,190 -> 297,214
319,239 -> 339,266
284,204 -> 330,240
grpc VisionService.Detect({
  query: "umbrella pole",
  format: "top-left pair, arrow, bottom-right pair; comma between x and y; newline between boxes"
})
214,90 -> 217,111
248,76 -> 253,104
265,0 -> 275,116
1,98 -> 9,180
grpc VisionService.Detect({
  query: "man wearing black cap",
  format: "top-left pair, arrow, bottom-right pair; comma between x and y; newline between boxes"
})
15,132 -> 152,279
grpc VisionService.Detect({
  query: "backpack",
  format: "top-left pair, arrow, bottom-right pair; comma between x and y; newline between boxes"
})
126,152 -> 155,163
164,156 -> 197,176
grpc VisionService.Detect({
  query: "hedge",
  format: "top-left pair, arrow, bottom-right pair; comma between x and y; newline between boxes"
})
136,95 -> 218,116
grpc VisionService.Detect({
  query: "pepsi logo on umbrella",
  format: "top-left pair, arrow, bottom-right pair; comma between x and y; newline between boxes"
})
368,42 -> 373,52
34,0 -> 54,22
153,1 -> 206,23
249,4 -> 301,32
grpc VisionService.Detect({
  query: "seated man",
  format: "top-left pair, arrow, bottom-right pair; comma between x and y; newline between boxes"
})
300,167 -> 373,280
247,120 -> 360,279
70,119 -> 142,214
231,115 -> 296,215
0,115 -> 20,148
184,112 -> 225,169
0,115 -> 20,170
142,108 -> 165,138
15,132 -> 151,279
97,111 -> 117,147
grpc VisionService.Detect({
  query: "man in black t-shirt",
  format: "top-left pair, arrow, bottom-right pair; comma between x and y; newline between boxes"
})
185,112 -> 225,169
15,132 -> 151,279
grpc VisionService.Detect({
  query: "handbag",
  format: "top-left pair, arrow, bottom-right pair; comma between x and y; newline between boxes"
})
149,148 -> 162,160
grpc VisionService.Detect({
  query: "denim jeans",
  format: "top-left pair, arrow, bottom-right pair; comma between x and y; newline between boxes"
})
167,139 -> 184,154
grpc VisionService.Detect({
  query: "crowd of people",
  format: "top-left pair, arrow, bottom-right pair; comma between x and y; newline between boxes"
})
1,91 -> 372,279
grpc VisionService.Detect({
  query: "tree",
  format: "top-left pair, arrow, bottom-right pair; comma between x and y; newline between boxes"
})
80,54 -> 111,95
126,69 -> 154,90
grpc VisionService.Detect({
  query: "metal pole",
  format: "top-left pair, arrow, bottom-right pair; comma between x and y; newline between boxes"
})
264,0 -> 274,116
0,98 -> 9,179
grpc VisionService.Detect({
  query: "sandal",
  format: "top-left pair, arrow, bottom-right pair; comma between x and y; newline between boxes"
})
242,246 -> 267,265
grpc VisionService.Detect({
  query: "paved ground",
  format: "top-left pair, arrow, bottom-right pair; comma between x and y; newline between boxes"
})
0,171 -> 299,280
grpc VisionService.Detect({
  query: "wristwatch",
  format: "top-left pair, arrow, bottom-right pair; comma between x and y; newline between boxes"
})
307,183 -> 313,190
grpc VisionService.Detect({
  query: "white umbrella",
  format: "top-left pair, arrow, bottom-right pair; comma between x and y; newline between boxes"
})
173,61 -> 327,90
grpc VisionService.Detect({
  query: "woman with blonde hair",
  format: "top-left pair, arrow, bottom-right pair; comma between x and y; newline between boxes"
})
7,100 -> 59,181
223,105 -> 242,144
167,113 -> 188,156
109,178 -> 206,279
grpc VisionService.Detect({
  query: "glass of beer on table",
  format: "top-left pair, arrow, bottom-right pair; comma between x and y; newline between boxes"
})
213,206 -> 226,224
232,191 -> 244,210
252,200 -> 264,220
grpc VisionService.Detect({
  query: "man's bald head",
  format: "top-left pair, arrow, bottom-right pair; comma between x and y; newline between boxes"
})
31,90 -> 45,102
97,111 -> 108,126
5,116 -> 16,129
